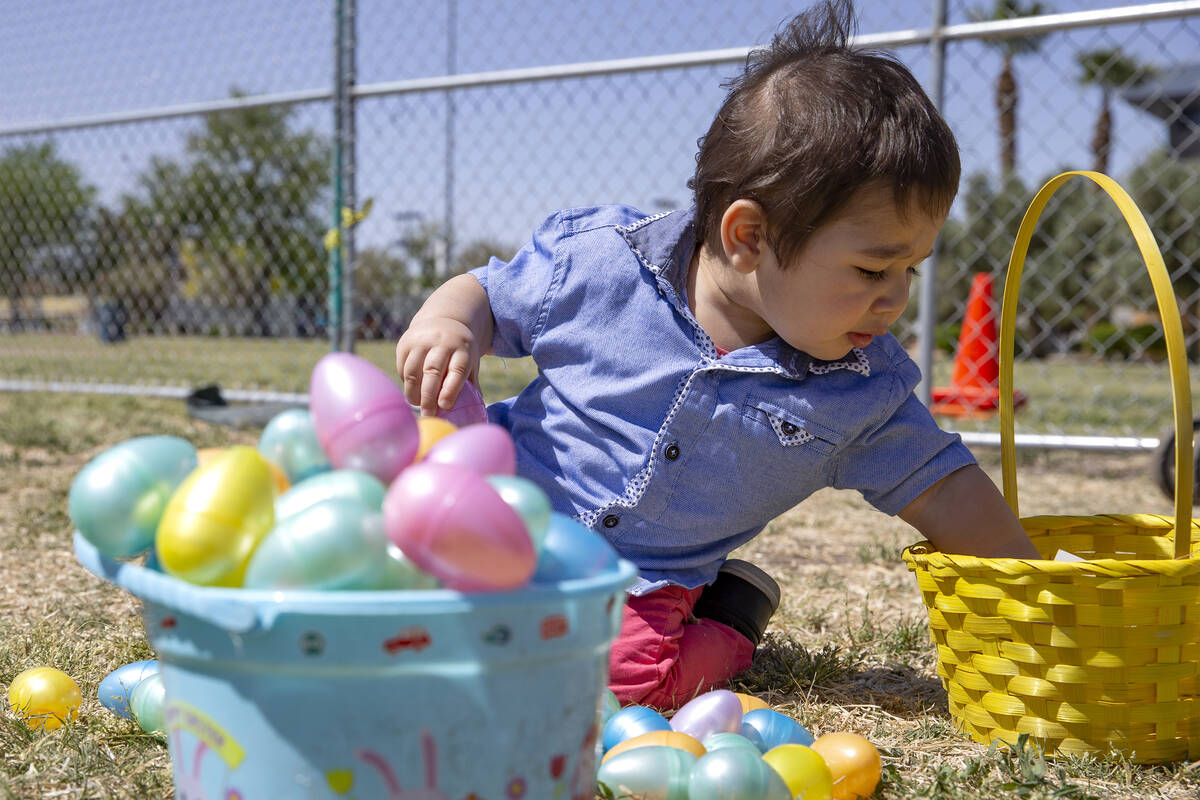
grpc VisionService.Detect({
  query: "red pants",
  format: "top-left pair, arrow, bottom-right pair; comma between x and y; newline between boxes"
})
607,585 -> 756,710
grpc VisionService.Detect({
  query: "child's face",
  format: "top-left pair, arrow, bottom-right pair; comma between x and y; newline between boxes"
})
756,186 -> 945,361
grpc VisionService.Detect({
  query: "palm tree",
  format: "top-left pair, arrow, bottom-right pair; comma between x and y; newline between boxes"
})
970,1 -> 1050,176
1076,48 -> 1156,176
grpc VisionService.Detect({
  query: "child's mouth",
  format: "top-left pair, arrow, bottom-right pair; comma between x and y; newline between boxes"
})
847,332 -> 876,348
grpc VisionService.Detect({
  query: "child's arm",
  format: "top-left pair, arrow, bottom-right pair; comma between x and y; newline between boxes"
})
898,464 -> 1042,558
395,273 -> 495,416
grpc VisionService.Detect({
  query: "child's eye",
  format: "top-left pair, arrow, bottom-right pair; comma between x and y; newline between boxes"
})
856,267 -> 887,282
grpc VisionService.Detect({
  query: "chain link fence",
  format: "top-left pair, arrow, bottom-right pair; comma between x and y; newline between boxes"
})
2,1 -> 1199,446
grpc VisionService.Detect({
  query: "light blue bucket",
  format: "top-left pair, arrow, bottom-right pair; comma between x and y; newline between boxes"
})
75,531 -> 636,799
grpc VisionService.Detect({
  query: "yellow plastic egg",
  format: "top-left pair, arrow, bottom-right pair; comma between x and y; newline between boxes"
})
602,729 -> 706,765
736,692 -> 771,714
198,447 -> 290,495
156,446 -> 276,586
415,416 -> 458,462
762,743 -> 833,800
810,732 -> 882,800
7,667 -> 82,731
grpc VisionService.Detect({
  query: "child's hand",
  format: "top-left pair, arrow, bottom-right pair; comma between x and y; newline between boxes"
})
396,316 -> 480,417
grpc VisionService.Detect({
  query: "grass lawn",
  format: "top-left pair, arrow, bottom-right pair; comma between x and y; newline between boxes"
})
2,358 -> 1199,798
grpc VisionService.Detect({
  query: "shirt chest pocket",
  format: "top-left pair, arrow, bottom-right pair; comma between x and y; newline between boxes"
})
742,397 -> 846,457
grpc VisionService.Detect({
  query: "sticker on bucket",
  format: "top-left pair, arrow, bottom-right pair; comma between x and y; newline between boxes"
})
166,700 -> 245,799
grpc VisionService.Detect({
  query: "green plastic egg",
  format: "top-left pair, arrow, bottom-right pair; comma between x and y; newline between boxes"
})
596,745 -> 696,800
689,747 -> 794,800
485,474 -> 551,549
274,469 -> 385,523
129,672 -> 166,737
258,408 -> 331,483
375,544 -> 441,590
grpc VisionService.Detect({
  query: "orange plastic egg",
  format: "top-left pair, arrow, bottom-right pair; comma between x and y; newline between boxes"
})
810,732 -> 881,800
602,729 -> 706,765
736,692 -> 771,714
415,416 -> 458,462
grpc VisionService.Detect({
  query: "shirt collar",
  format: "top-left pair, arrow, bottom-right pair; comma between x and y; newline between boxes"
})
617,208 -> 871,380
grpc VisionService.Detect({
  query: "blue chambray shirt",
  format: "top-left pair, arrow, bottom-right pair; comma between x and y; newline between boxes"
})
470,206 -> 975,594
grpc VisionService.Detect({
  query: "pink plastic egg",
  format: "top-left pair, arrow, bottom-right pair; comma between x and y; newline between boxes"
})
309,353 -> 418,484
423,423 -> 516,476
435,379 -> 488,426
382,462 -> 535,591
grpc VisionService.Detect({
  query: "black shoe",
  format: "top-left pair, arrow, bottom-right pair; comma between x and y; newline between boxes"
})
692,559 -> 781,648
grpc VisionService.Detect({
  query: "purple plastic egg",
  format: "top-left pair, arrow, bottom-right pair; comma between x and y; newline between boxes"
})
669,689 -> 744,742
382,461 -> 535,592
309,353 -> 418,484
436,380 -> 488,427
423,422 -> 516,476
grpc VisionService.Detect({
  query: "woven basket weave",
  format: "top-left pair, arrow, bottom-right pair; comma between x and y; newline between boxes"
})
902,171 -> 1200,764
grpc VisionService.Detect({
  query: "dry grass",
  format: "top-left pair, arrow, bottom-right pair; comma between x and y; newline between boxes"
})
1,369 -> 1198,798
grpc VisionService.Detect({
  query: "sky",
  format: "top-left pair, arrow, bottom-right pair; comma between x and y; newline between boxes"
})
2,1 -> 1198,254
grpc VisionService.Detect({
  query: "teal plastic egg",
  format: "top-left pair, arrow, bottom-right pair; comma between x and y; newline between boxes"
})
130,672 -> 166,736
596,746 -> 696,800
275,469 -> 385,522
375,544 -> 441,590
689,748 -> 794,800
69,436 -> 197,557
702,731 -> 765,757
244,498 -> 388,590
258,408 -> 331,484
485,474 -> 551,549
97,660 -> 159,720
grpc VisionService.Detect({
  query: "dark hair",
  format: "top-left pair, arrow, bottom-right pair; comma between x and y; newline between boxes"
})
689,0 -> 960,268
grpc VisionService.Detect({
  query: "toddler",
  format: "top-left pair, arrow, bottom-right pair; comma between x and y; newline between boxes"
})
395,0 -> 1040,710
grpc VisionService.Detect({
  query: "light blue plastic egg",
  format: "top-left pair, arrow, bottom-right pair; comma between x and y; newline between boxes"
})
532,512 -> 620,583
596,746 -> 696,800
243,498 -> 388,590
670,689 -> 743,741
258,408 -> 331,484
688,747 -> 794,800
599,688 -> 622,727
69,436 -> 198,558
742,708 -> 814,751
702,731 -> 765,757
274,469 -> 385,523
602,705 -> 672,752
485,475 -> 551,550
97,660 -> 159,720
129,672 -> 166,736
374,544 -> 441,590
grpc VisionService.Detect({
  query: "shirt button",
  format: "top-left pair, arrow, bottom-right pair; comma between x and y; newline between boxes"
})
664,444 -> 681,461
602,515 -> 619,528
780,422 -> 798,436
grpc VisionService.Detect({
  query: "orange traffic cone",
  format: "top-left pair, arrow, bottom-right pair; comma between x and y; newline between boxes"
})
931,272 -> 1027,417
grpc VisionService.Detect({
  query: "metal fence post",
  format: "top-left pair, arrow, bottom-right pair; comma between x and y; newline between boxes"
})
329,0 -> 357,353
342,0 -> 358,353
918,0 -> 950,406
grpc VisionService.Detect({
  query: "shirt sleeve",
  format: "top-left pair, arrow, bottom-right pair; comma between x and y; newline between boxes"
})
830,390 -> 978,516
468,211 -> 564,359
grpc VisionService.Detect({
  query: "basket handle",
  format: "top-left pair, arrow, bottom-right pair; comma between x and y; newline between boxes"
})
998,170 -> 1193,557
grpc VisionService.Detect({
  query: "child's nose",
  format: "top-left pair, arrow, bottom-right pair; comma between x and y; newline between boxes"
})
872,274 -> 910,315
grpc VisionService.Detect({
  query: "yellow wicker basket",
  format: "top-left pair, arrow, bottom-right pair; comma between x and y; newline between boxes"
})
902,171 -> 1200,764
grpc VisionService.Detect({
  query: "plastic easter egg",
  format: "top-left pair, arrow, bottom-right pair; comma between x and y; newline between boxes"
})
383,462 -> 535,592
69,435 -> 197,558
244,498 -> 388,590
374,544 -> 441,590
275,469 -> 386,523
129,672 -> 166,736
531,513 -> 620,583
423,422 -> 516,476
689,747 -> 794,800
309,353 -> 419,483
743,707 -> 815,751
737,692 -> 771,714
199,447 -> 289,495
599,688 -> 622,727
739,720 -> 769,752
436,379 -> 488,427
810,732 -> 882,800
415,416 -> 458,461
97,660 -> 159,720
762,744 -> 833,800
602,704 -> 672,752
669,689 -> 743,742
7,667 -> 82,731
701,731 -> 764,757
155,446 -> 276,586
258,408 -> 331,483
596,746 -> 696,800
485,475 -> 551,549
603,730 -> 706,764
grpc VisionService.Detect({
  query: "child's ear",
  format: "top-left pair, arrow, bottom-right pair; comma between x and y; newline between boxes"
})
719,199 -> 768,274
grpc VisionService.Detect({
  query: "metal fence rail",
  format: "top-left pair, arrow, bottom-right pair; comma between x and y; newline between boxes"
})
2,1 -> 1199,449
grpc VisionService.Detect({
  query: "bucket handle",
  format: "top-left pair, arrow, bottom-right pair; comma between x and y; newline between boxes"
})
74,531 -> 263,634
998,171 -> 1193,557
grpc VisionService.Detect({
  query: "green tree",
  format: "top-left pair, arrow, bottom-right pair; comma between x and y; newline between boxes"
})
1076,49 -> 1156,176
0,142 -> 96,329
970,1 -> 1050,176
106,93 -> 330,335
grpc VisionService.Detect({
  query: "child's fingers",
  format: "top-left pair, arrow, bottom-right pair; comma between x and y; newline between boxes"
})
418,348 -> 453,417
399,347 -> 429,408
438,349 -> 473,411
